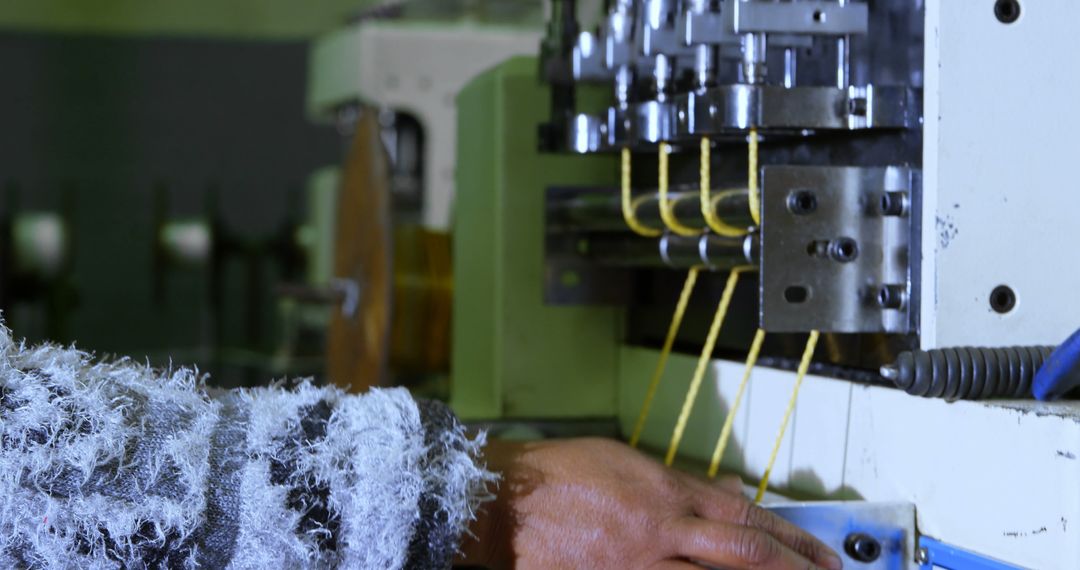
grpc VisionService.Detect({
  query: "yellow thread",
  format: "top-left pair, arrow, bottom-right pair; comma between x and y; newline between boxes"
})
621,147 -> 662,237
707,327 -> 766,479
700,137 -> 749,238
712,190 -> 751,227
658,143 -> 702,237
664,267 -> 750,466
629,267 -> 701,448
754,330 -> 820,503
747,128 -> 761,226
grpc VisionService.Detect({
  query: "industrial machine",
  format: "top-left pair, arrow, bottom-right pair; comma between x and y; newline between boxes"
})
539,0 -> 1079,377
449,0 -> 1080,568
306,8 -> 544,390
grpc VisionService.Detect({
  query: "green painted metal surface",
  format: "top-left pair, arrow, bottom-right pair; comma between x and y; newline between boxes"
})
618,346 -> 726,464
0,0 -> 376,39
451,56 -> 620,420
0,1 -> 546,40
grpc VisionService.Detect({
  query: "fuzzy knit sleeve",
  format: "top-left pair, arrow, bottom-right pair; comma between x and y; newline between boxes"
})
0,328 -> 495,569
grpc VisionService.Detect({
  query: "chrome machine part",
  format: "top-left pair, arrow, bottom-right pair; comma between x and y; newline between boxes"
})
547,187 -> 753,233
544,182 -> 755,305
760,165 -> 918,334
569,232 -> 753,269
560,0 -> 891,153
660,232 -> 754,269
548,0 -> 1080,349
544,0 -> 924,342
544,231 -> 755,305
569,83 -> 919,152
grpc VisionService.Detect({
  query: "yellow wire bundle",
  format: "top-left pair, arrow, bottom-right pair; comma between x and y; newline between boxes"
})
747,129 -> 761,226
753,331 -> 820,503
628,266 -> 701,448
707,328 -> 766,478
658,143 -> 701,236
621,147 -> 661,237
700,137 -> 749,238
663,267 -> 750,466
627,132 -> 819,508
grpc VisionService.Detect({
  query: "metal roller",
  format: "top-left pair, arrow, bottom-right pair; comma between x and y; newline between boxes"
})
548,188 -> 753,234
581,233 -> 756,270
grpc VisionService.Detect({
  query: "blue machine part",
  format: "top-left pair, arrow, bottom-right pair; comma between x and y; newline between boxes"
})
918,536 -> 1024,570
766,502 -> 914,569
767,502 -> 1028,569
1033,327 -> 1080,401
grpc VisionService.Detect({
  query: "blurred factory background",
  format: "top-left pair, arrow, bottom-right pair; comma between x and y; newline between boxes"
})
0,0 -> 556,389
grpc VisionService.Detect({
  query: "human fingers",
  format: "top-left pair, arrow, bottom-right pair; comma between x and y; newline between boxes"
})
712,473 -> 745,495
649,560 -> 702,570
666,517 -> 839,570
687,484 -> 840,569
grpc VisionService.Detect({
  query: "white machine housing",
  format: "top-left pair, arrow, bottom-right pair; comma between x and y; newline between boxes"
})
307,19 -> 541,231
920,0 -> 1079,349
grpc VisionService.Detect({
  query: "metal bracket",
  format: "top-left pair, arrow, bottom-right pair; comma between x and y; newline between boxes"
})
760,165 -> 919,334
563,84 -> 921,153
683,9 -> 813,48
727,0 -> 870,36
572,31 -> 607,81
766,501 -> 917,569
677,84 -> 920,133
768,502 -> 1023,569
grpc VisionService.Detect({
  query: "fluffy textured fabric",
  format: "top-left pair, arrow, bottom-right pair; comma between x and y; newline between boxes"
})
0,326 -> 495,569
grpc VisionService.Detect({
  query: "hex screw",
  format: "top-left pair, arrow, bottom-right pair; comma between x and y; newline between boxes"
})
880,191 -> 908,217
877,284 -> 908,310
829,237 -> 859,263
844,533 -> 882,563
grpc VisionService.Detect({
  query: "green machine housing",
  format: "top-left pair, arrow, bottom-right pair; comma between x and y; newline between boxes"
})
450,56 -> 781,461
451,56 -> 621,422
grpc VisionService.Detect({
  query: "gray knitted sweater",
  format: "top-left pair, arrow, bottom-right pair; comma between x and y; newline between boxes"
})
0,327 -> 495,569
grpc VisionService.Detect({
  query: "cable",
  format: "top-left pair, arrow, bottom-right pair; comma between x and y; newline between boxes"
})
664,267 -> 751,466
707,327 -> 766,479
621,147 -> 662,237
658,143 -> 702,237
700,137 -> 749,238
747,129 -> 761,226
629,266 -> 702,448
754,330 -> 820,503
885,346 -> 1055,400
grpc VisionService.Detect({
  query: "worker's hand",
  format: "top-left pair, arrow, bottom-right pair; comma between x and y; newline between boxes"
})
458,438 -> 842,570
